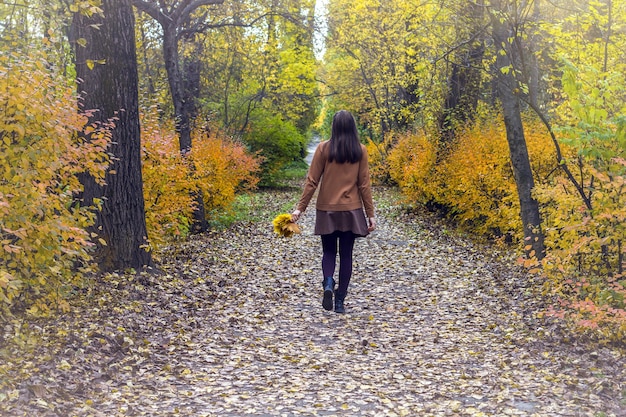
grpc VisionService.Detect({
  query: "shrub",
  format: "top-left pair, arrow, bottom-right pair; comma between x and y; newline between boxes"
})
142,115 -> 261,246
536,159 -> 626,341
366,135 -> 396,185
141,114 -> 195,246
435,122 -> 521,236
0,53 -> 110,317
387,130 -> 438,204
387,116 -> 557,239
191,132 -> 261,214
243,111 -> 305,186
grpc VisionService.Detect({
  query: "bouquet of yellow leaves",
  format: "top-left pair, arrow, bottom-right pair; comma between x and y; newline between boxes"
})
272,213 -> 301,238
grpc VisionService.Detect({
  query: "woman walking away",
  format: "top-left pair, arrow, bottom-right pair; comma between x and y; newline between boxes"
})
291,110 -> 376,313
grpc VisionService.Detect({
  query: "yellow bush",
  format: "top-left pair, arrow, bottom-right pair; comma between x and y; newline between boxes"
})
0,53 -> 110,316
141,113 -> 195,246
536,160 -> 626,341
387,131 -> 438,203
365,136 -> 395,185
387,116 -> 557,239
435,122 -> 519,235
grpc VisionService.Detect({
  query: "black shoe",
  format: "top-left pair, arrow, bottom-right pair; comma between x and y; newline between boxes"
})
322,277 -> 334,311
334,298 -> 345,314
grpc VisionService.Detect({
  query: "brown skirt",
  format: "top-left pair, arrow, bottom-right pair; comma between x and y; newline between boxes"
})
314,209 -> 369,237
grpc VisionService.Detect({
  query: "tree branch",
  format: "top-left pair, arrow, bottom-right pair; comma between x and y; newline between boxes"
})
176,0 -> 225,26
521,94 -> 593,210
132,0 -> 172,26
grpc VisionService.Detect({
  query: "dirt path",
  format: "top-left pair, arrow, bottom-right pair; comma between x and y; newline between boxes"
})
1,188 -> 624,416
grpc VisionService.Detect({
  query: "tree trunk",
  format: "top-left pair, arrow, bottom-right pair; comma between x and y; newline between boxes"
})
438,0 -> 485,145
72,0 -> 152,271
162,28 -> 193,153
491,1 -> 545,260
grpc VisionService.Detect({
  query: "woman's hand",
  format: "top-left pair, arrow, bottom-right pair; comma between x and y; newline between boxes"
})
291,210 -> 301,222
368,217 -> 376,232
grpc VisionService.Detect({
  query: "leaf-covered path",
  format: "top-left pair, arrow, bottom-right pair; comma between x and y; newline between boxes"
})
1,188 -> 624,416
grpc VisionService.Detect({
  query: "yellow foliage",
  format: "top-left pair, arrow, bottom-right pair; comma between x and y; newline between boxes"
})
0,52 -> 110,316
437,118 -> 556,237
536,159 -> 626,341
272,213 -> 301,238
141,112 -> 195,246
387,131 -> 438,204
386,116 -> 558,239
435,122 -> 520,235
365,137 -> 394,185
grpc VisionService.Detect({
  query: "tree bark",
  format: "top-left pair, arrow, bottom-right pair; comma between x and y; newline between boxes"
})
491,1 -> 545,260
72,0 -> 152,271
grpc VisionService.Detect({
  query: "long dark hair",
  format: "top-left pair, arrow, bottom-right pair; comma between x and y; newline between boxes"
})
328,110 -> 362,164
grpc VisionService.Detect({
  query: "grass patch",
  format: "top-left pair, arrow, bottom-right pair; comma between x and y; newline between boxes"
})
259,160 -> 309,188
280,160 -> 309,181
208,188 -> 301,230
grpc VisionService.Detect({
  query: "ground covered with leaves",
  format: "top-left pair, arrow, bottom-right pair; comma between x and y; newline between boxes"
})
1,187 -> 625,416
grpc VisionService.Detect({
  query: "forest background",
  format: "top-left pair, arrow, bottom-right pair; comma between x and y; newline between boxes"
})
1,0 -> 625,344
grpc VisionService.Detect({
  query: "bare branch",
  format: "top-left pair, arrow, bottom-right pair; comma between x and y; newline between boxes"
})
178,12 -> 289,37
176,0 -> 224,26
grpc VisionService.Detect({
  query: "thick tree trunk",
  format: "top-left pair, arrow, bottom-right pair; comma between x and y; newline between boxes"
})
491,2 -> 545,260
72,0 -> 152,271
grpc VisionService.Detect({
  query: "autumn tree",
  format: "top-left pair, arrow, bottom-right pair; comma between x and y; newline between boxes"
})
158,0 -> 318,183
131,0 -> 225,152
323,0 -> 458,141
72,0 -> 152,270
489,0 -> 545,260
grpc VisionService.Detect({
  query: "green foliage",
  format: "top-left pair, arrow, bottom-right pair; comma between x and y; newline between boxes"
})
278,160 -> 309,183
171,0 -> 319,138
0,52 -> 110,317
531,2 -> 626,340
243,111 -> 306,186
558,62 -> 626,168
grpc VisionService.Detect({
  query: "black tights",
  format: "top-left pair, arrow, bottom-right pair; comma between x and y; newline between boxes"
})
321,231 -> 356,300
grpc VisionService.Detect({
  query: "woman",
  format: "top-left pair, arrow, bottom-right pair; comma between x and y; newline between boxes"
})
291,110 -> 376,313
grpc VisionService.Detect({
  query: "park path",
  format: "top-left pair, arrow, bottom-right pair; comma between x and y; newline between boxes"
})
0,187 -> 624,416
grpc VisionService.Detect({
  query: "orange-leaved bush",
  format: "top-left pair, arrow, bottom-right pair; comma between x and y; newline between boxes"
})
0,52 -> 110,317
190,131 -> 260,216
142,117 -> 261,247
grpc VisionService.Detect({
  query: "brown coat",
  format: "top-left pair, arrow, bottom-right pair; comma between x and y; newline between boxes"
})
296,141 -> 375,218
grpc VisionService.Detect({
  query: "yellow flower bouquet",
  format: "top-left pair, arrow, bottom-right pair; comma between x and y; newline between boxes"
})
272,213 -> 301,238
